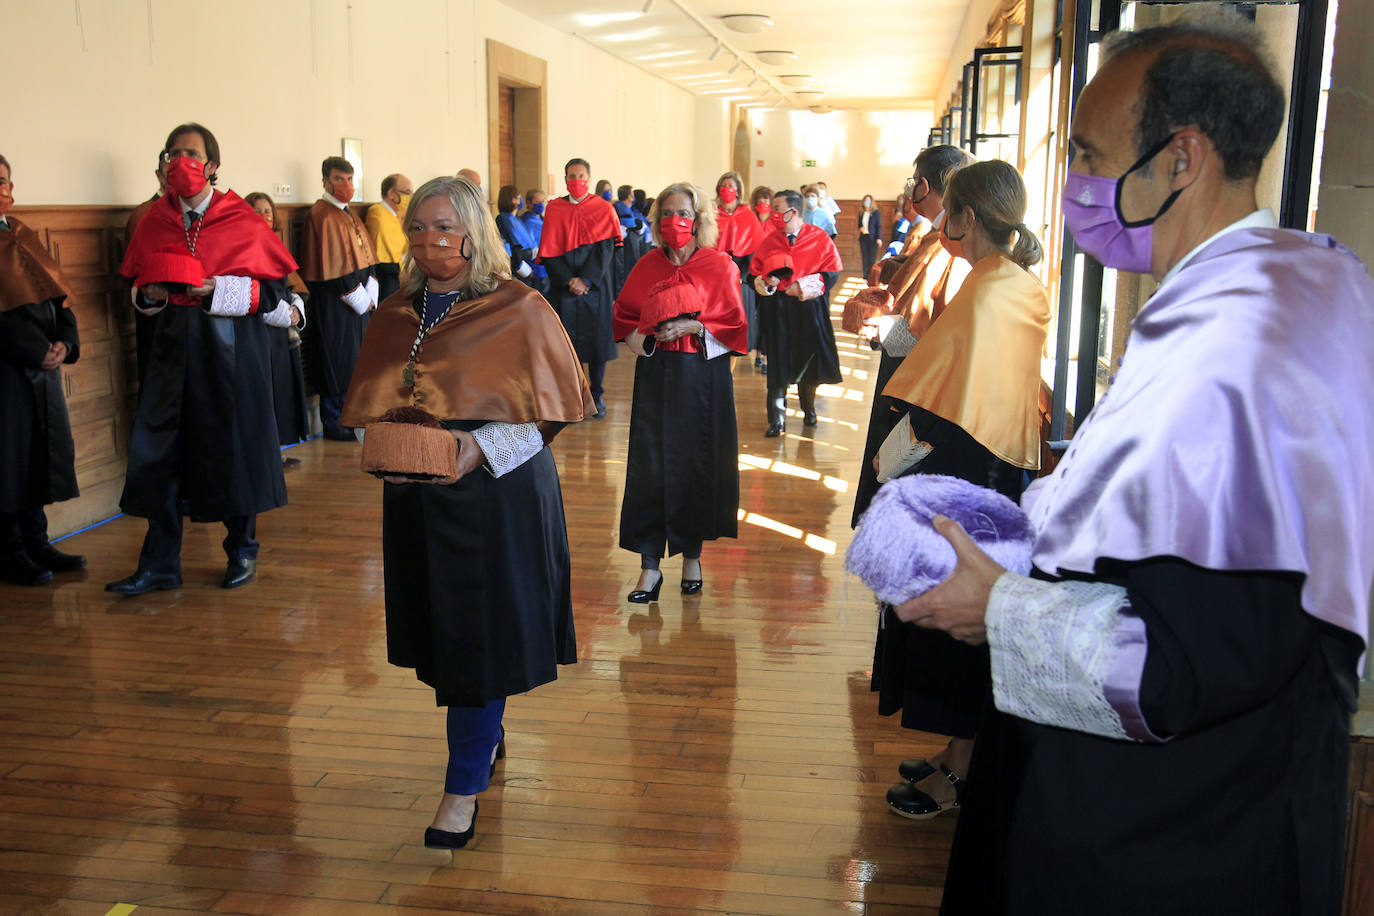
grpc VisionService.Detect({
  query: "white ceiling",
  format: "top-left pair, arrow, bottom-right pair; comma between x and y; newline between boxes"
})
498,0 -> 974,111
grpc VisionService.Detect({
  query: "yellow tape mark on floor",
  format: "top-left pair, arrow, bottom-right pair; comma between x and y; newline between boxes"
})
104,905 -> 137,916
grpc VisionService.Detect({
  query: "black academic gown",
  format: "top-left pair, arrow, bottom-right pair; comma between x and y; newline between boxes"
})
543,240 -> 618,364
730,254 -> 759,353
870,403 -> 1025,739
0,299 -> 80,512
619,348 -> 740,558
306,265 -> 374,398
382,420 -> 577,708
851,349 -> 906,528
940,561 -> 1362,916
755,271 -> 843,390
120,284 -> 289,522
268,326 -> 310,446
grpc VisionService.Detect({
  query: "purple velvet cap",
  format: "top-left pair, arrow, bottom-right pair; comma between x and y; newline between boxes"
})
845,474 -> 1034,607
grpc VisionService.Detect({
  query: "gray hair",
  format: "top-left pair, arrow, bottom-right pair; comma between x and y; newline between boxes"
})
915,145 -> 975,194
1102,11 -> 1285,181
648,181 -> 719,249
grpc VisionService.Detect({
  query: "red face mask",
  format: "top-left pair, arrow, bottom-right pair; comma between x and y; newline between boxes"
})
770,210 -> 789,232
718,185 -> 738,204
754,200 -> 771,215
409,231 -> 471,281
566,178 -> 589,199
331,180 -> 355,204
659,216 -> 695,250
164,155 -> 208,198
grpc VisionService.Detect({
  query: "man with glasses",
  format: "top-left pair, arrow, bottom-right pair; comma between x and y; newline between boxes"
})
300,156 -> 379,441
748,189 -> 842,437
110,123 -> 302,595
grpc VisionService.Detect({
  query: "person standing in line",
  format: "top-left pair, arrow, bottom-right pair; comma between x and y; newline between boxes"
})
366,173 -> 413,302
537,158 -> 621,419
494,185 -> 539,289
613,181 -> 747,603
519,188 -> 549,295
803,185 -> 837,239
0,153 -> 85,586
712,171 -> 762,361
746,184 -> 776,372
817,180 -> 841,220
299,155 -> 379,441
125,154 -> 169,387
858,194 -> 882,277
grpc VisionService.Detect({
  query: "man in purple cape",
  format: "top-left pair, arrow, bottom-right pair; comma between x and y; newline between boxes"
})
895,13 -> 1374,916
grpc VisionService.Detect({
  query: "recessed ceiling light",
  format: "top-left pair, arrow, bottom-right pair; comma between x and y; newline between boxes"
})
809,105 -> 836,114
778,74 -> 812,88
754,50 -> 797,66
720,13 -> 773,33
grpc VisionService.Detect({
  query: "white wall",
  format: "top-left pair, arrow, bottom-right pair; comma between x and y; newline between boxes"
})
747,108 -> 933,202
5,0 -> 708,206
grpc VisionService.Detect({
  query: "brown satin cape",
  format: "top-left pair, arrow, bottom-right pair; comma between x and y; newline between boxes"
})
298,200 -> 378,282
881,253 -> 1051,470
0,217 -> 74,312
341,279 -> 595,430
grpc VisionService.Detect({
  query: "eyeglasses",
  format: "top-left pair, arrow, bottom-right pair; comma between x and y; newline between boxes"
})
161,149 -> 205,164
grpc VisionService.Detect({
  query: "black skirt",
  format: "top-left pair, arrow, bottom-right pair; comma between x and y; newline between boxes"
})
382,443 -> 577,707
869,404 -> 1025,738
619,349 -> 739,557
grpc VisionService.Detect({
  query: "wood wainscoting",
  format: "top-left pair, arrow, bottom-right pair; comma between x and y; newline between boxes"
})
11,199 -> 371,539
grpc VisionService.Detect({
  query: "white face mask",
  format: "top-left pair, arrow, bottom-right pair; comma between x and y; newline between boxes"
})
819,188 -> 829,198
806,195 -> 819,207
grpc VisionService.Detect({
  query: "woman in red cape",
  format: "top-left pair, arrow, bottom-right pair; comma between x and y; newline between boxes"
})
612,182 -> 747,602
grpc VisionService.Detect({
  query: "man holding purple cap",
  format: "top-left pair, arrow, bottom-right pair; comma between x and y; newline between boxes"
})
900,12 -> 1374,915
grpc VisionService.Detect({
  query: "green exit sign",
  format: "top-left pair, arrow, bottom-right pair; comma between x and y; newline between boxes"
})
803,159 -> 817,168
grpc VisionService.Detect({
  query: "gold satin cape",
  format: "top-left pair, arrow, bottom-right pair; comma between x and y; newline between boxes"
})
882,253 -> 1051,469
299,200 -> 378,282
341,279 -> 595,433
0,217 -> 74,312
365,202 -> 408,264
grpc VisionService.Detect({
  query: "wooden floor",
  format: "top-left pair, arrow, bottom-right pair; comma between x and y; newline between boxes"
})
0,278 -> 958,915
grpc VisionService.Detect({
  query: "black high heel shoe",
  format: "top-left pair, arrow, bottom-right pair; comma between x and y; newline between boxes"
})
680,563 -> 703,595
628,571 -> 663,604
424,801 -> 478,849
489,725 -> 506,778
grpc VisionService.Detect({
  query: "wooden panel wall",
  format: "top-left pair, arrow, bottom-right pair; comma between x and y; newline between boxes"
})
830,199 -> 899,272
13,200 -> 371,538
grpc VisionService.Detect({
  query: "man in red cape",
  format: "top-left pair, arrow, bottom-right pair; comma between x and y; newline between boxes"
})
537,157 -> 621,418
749,188 -> 843,437
108,122 -> 302,595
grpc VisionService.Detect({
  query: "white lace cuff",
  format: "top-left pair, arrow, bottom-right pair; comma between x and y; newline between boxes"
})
290,293 -> 306,330
206,275 -> 257,317
259,298 -> 294,328
517,261 -> 533,278
797,272 -> 826,300
702,327 -> 731,360
365,274 -> 380,307
471,421 -> 544,478
987,573 -> 1157,742
132,286 -> 166,316
880,317 -> 919,357
341,282 -> 372,315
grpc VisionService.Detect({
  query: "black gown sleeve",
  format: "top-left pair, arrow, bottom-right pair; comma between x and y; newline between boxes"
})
581,239 -> 614,291
321,265 -> 375,297
1102,558 -> 1362,739
0,303 -> 57,367
56,304 -> 80,363
819,270 -> 838,294
543,254 -> 573,290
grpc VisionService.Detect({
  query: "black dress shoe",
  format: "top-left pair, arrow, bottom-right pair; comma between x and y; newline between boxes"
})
803,411 -> 818,427
764,422 -> 784,438
105,569 -> 181,596
321,427 -> 356,441
628,571 -> 663,604
592,396 -> 607,419
28,544 -> 86,573
424,801 -> 478,849
886,764 -> 965,820
1,554 -> 54,586
898,758 -> 937,784
222,559 -> 257,589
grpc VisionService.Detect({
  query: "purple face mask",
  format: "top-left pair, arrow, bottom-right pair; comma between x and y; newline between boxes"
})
1061,133 -> 1182,274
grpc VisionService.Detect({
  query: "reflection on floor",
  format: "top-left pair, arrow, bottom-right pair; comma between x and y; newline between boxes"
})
0,282 -> 957,915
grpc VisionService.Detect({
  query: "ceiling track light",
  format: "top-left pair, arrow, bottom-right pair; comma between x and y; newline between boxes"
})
728,58 -> 742,74
642,0 -> 655,11
709,41 -> 722,61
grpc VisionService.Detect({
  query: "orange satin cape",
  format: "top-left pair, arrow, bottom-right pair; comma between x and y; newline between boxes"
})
298,200 -> 378,282
537,195 -> 622,260
0,217 -> 74,312
340,279 -> 595,430
882,253 -> 1051,470
890,229 -> 970,336
715,203 -> 761,257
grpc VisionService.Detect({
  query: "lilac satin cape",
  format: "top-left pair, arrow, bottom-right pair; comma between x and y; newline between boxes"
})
1024,227 -> 1374,658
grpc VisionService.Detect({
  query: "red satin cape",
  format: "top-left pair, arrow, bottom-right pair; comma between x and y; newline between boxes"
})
715,203 -> 761,258
613,246 -> 748,354
121,191 -> 298,285
748,222 -> 841,279
537,195 -> 623,260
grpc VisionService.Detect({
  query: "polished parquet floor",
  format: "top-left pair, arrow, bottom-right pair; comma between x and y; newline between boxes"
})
0,279 -> 958,915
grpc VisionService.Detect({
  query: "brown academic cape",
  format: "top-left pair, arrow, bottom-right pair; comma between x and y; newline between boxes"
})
0,217 -> 73,313
299,200 -> 378,282
341,279 -> 594,431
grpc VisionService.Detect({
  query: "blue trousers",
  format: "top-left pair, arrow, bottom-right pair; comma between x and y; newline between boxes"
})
445,698 -> 505,795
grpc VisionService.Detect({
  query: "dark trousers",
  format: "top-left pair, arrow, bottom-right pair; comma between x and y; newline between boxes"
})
445,698 -> 506,795
767,384 -> 817,425
0,506 -> 48,559
136,489 -> 258,576
320,393 -> 345,434
587,361 -> 606,400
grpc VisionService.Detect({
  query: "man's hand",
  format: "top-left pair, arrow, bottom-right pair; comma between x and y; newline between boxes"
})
569,277 -> 590,296
142,283 -> 170,302
451,428 -> 485,480
784,281 -> 803,298
656,318 -> 703,343
892,515 -> 1007,645
187,277 -> 217,298
40,341 -> 68,371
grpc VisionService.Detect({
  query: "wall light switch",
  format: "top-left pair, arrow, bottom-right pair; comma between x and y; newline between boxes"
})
274,183 -> 292,197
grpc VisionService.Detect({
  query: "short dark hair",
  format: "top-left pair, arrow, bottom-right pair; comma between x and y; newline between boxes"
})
915,145 -> 974,193
774,189 -> 803,213
164,122 -> 221,185
243,191 -> 276,226
633,188 -> 647,208
595,179 -> 611,193
381,174 -> 399,197
523,188 -> 543,208
0,153 -> 9,177
564,158 -> 590,175
1104,18 -> 1286,181
617,184 -> 632,201
497,184 -> 521,213
322,156 -> 354,179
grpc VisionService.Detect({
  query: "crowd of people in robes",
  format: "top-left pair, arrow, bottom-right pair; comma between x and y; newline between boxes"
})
3,9 -> 1373,913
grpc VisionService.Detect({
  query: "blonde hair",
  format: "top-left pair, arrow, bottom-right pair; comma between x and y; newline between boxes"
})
943,160 -> 1043,269
399,176 -> 510,298
647,182 -> 719,250
715,170 -> 745,202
